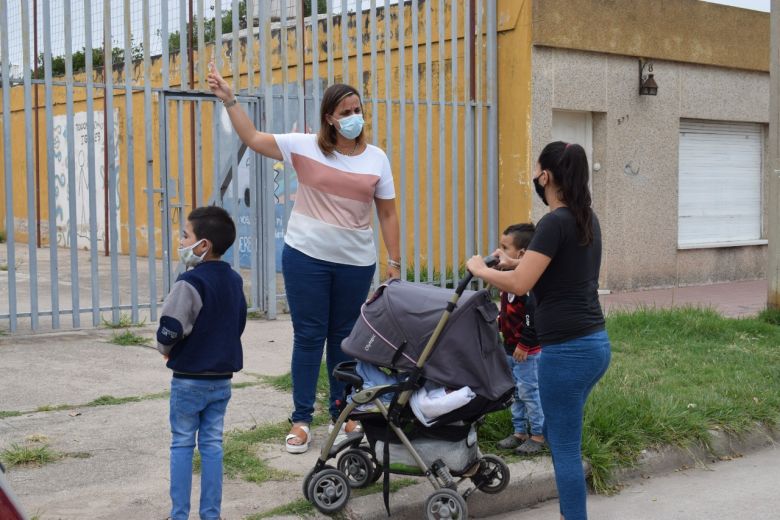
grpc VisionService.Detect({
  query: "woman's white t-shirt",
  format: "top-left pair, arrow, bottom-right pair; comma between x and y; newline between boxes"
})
273,133 -> 395,266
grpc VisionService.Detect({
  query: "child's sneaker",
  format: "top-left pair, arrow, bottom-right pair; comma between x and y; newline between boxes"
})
497,433 -> 528,450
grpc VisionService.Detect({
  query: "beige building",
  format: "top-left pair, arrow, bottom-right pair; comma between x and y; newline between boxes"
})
517,0 -> 770,291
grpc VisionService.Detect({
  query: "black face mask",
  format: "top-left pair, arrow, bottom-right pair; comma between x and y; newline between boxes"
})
533,175 -> 548,206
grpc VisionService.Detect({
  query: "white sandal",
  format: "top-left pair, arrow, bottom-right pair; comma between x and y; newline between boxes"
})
285,424 -> 310,454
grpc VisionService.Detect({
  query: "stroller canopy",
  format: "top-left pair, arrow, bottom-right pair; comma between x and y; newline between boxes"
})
342,279 -> 514,401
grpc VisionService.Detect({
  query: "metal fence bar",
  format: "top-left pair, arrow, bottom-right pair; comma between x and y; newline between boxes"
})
327,0 -> 334,85
356,0 -> 363,99
215,0 -> 222,70
248,100 -> 260,311
180,0 -> 189,89
281,0 -> 291,224
85,0 -> 100,326
464,0 -> 474,267
246,0 -> 255,92
341,0 -> 349,84
398,0 -> 406,279
104,0 -> 121,324
438,0 -> 446,287
370,0 -> 379,288
0,0 -> 16,332
196,100 -> 203,205
295,0 -> 305,133
159,97 -> 171,294
475,0 -> 483,269
64,0 -> 80,327
162,0 -> 170,90
311,0 -> 320,126
21,0 -> 39,328
124,0 -> 139,322
198,0 -> 206,90
411,0 -> 420,282
259,1 -> 276,317
177,99 -> 186,243
487,0 -> 498,254
143,0 -> 158,322
43,0 -> 60,328
450,0 -> 459,286
230,104 -> 239,272
232,0 -> 239,92
425,0 -> 433,283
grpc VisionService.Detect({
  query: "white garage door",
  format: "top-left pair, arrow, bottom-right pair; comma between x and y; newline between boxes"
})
678,120 -> 763,247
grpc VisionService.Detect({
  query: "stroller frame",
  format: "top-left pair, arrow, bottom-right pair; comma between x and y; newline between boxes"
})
303,257 -> 511,519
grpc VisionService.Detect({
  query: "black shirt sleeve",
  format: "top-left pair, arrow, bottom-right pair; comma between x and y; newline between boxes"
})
527,211 -> 563,259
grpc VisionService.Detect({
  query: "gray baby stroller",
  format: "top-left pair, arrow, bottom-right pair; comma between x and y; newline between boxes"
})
302,258 -> 515,519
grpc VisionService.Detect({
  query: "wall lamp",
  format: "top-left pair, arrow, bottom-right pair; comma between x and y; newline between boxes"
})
639,59 -> 658,96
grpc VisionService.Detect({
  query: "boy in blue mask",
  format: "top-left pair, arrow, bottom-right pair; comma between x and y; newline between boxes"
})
157,206 -> 247,520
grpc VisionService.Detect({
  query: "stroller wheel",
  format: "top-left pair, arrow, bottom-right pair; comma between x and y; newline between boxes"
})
307,468 -> 351,514
302,464 -> 334,501
337,448 -> 374,488
424,488 -> 468,520
473,454 -> 510,494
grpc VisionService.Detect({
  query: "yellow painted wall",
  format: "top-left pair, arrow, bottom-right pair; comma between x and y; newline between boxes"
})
532,0 -> 769,72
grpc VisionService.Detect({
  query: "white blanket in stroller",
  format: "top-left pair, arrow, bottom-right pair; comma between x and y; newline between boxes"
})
352,362 -> 476,425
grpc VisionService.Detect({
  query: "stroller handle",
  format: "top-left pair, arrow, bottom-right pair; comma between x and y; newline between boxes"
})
457,255 -> 498,295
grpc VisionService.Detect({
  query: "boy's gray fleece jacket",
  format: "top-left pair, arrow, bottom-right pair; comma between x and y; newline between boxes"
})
156,261 -> 246,376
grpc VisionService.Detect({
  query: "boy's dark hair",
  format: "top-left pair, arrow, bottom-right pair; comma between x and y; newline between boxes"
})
503,223 -> 535,250
188,206 -> 236,256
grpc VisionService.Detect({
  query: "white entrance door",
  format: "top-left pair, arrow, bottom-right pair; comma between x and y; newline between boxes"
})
552,110 -> 593,192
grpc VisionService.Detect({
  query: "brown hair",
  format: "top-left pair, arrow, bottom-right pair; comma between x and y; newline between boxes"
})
317,83 -> 365,156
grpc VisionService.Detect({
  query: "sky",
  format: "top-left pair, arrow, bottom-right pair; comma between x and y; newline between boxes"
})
702,0 -> 769,10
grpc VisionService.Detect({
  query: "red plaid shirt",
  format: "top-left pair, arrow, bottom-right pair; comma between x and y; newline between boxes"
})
499,292 -> 540,356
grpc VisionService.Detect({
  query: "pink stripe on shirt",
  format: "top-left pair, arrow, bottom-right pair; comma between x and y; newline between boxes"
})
291,152 -> 380,203
293,185 -> 373,230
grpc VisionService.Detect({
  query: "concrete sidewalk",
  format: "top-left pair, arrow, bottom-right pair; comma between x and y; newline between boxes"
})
600,279 -> 768,318
0,278 -> 773,519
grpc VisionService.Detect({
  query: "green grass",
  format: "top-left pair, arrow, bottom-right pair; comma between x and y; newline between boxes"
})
101,313 -> 145,329
480,307 -> 780,492
758,306 -> 780,326
109,330 -> 150,346
0,411 -> 22,418
0,443 -> 62,467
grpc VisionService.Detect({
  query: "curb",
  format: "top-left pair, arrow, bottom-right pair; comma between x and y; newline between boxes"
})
339,424 -> 779,519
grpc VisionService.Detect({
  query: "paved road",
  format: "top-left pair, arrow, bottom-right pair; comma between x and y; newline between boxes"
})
484,444 -> 780,520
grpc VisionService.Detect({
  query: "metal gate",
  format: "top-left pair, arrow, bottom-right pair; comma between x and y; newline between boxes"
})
0,0 -> 499,332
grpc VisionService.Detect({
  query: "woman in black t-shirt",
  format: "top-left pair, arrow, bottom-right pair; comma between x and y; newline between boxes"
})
467,141 -> 611,520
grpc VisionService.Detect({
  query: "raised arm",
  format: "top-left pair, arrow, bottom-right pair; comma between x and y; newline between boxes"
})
206,62 -> 283,161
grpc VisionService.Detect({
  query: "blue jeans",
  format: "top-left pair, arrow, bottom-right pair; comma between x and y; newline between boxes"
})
506,352 -> 544,436
169,377 -> 232,520
538,329 -> 611,520
282,244 -> 375,424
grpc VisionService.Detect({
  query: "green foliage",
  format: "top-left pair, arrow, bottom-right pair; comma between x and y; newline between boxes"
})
303,0 -> 329,17
480,307 -> 780,493
758,306 -> 780,326
1,443 -> 61,468
101,313 -> 143,329
109,330 -> 150,346
87,395 -> 142,406
0,411 -> 22,419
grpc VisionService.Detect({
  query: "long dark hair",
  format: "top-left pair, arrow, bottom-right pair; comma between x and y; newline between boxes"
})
317,83 -> 365,156
538,141 -> 594,246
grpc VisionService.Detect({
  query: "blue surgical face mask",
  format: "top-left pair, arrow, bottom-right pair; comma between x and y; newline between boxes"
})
178,239 -> 208,268
336,113 -> 364,140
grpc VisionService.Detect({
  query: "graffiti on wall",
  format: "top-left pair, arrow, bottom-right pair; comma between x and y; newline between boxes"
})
52,110 -> 120,251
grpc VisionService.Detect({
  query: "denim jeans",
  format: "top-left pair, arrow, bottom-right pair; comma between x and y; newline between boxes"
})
538,329 -> 611,520
282,244 -> 375,424
506,352 -> 544,436
169,377 -> 232,520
